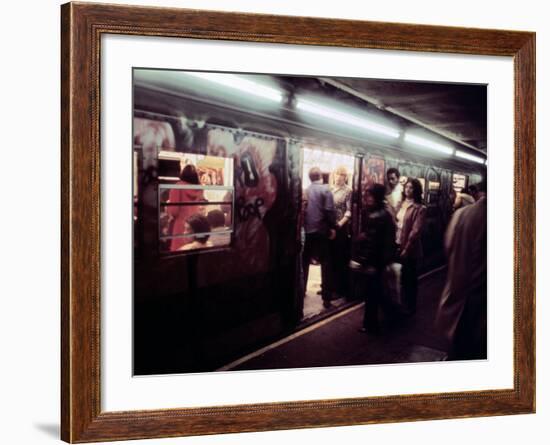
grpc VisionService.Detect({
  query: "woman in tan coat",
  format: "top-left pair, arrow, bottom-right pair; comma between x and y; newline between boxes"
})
395,178 -> 426,314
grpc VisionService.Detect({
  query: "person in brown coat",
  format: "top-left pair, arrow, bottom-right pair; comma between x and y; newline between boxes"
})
436,183 -> 487,360
395,178 -> 427,314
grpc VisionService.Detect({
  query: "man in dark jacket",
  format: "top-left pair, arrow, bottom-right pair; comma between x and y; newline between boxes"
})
302,167 -> 337,308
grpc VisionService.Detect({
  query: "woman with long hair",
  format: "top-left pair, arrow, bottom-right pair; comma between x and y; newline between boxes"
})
167,164 -> 206,251
395,178 -> 427,315
329,165 -> 353,298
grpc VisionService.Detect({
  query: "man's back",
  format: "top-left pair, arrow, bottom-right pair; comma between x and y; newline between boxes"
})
437,196 -> 487,352
304,182 -> 336,235
445,196 -> 487,294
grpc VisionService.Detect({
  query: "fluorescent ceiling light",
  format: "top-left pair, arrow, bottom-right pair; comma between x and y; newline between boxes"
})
404,132 -> 454,155
185,72 -> 283,103
296,99 -> 400,139
455,150 -> 486,164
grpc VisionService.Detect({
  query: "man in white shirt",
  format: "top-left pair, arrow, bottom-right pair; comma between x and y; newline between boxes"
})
385,168 -> 403,212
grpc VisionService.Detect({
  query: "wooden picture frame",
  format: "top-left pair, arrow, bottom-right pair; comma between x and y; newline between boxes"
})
61,2 -> 535,442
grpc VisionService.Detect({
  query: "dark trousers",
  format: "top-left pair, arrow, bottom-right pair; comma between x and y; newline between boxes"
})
362,267 -> 384,331
401,257 -> 418,313
451,288 -> 487,360
303,232 -> 331,302
329,228 -> 351,297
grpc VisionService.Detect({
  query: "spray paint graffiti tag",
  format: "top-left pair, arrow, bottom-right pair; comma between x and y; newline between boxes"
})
236,197 -> 265,221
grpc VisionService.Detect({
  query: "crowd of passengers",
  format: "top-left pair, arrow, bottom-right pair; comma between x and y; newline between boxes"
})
302,165 -> 486,360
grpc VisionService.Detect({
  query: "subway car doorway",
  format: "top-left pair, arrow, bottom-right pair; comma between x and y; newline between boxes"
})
301,147 -> 356,321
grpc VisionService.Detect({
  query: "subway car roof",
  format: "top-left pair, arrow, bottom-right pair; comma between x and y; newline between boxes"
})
133,69 -> 487,174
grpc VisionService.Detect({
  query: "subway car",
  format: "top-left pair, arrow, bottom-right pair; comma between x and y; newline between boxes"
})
132,69 -> 486,374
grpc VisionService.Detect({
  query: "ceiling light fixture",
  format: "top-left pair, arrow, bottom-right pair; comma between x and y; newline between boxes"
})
185,72 -> 283,103
455,150 -> 486,164
296,99 -> 400,139
404,132 -> 454,155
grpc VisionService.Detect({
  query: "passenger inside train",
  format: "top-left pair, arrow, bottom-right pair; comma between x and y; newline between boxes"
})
132,69 -> 487,375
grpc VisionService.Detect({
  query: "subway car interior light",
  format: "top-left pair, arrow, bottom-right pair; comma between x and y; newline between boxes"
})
133,69 -> 487,375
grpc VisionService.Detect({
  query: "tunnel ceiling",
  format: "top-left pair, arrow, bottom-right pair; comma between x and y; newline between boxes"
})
328,78 -> 487,154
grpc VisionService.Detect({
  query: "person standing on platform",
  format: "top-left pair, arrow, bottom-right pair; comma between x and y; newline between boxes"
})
356,183 -> 396,333
330,166 -> 353,299
395,178 -> 427,315
385,168 -> 403,212
436,182 -> 487,360
303,167 -> 337,309
453,187 -> 475,211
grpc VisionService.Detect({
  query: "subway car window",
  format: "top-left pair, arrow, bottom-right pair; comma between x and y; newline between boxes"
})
158,152 -> 234,253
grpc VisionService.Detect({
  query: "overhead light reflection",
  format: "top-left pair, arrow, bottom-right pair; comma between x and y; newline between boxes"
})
455,150 -> 486,164
296,99 -> 400,139
185,72 -> 283,103
404,132 -> 454,155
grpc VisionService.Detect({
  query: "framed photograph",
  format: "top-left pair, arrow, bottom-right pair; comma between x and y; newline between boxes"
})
61,2 -> 535,442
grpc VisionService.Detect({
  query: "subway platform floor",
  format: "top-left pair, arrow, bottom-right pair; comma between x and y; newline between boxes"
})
220,267 -> 450,372
302,264 -> 349,320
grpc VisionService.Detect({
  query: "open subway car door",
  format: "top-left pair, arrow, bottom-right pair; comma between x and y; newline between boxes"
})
298,143 -> 361,319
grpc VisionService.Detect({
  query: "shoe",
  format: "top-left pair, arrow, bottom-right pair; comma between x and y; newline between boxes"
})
323,301 -> 333,309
